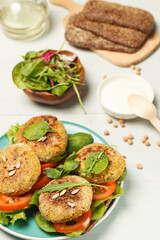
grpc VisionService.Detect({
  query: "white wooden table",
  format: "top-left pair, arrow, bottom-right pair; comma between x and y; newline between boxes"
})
0,0 -> 160,240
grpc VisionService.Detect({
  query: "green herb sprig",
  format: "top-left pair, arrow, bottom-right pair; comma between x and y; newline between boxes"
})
37,180 -> 108,194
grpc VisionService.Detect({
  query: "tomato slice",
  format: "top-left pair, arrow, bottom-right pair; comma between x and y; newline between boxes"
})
93,182 -> 116,200
53,208 -> 92,233
41,162 -> 60,175
0,192 -> 32,211
31,175 -> 50,192
41,162 -> 60,171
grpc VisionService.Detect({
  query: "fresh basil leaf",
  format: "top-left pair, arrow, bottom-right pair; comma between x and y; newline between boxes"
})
20,59 -> 45,77
51,83 -> 71,96
0,210 -> 27,226
65,229 -> 85,237
84,151 -> 109,175
50,152 -> 67,162
91,202 -> 105,221
118,167 -> 127,181
23,121 -> 57,141
29,191 -> 39,207
64,160 -> 80,172
45,167 -> 63,179
6,123 -> 21,144
35,212 -> 56,232
68,132 -> 93,153
12,62 -> 28,89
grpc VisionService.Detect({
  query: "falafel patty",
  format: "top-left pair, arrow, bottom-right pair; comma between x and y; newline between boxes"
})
39,175 -> 93,223
16,115 -> 68,162
76,143 -> 126,184
0,143 -> 41,196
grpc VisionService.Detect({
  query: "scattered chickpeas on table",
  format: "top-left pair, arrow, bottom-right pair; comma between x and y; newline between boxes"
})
107,118 -> 113,124
113,123 -> 118,128
156,140 -> 160,147
104,130 -> 109,135
136,163 -> 143,169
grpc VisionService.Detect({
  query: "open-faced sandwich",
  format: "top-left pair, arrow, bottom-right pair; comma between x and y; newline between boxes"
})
0,115 -> 127,238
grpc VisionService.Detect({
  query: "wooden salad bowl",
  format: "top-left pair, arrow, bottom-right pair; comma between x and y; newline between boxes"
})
24,50 -> 85,105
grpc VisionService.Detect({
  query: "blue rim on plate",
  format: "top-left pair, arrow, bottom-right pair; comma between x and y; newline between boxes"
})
0,121 -> 123,240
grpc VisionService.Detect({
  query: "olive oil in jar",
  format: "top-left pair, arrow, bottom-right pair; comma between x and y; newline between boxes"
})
0,0 -> 48,40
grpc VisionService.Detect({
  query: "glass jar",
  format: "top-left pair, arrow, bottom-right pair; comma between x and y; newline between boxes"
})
0,0 -> 48,40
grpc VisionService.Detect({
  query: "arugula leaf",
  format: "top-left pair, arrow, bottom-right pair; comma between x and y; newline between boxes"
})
23,121 -> 57,141
67,133 -> 93,153
73,84 -> 86,115
91,202 -> 105,221
84,150 -> 109,176
35,212 -> 56,232
38,180 -> 108,194
6,123 -> 21,144
0,210 -> 27,226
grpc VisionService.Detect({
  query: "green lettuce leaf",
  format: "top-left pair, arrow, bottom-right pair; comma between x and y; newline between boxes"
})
6,123 -> 21,144
0,210 -> 27,225
91,202 -> 105,221
65,229 -> 85,238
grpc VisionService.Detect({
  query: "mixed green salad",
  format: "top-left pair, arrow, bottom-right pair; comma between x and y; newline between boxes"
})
0,123 -> 127,238
12,48 -> 86,113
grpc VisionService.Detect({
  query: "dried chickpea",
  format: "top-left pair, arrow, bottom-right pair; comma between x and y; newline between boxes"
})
145,141 -> 150,146
156,140 -> 160,147
127,139 -> 133,145
136,67 -> 141,72
128,134 -> 133,139
136,163 -> 143,169
103,75 -> 107,79
144,135 -> 149,140
113,123 -> 118,128
136,71 -> 141,75
123,136 -> 128,142
131,64 -> 136,70
141,137 -> 146,143
107,118 -> 113,124
119,119 -> 124,124
120,123 -> 125,128
104,130 -> 109,135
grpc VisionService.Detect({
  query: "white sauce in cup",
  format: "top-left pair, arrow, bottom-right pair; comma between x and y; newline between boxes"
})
97,73 -> 154,119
